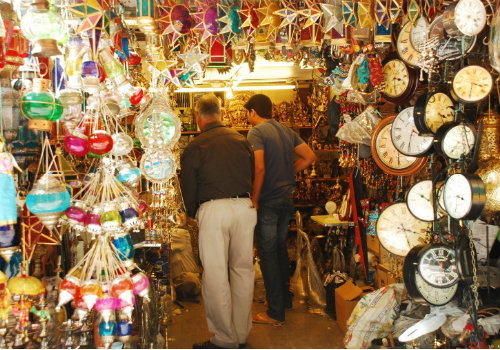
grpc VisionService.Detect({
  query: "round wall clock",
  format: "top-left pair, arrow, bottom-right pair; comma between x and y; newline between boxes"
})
414,92 -> 455,135
452,65 -> 493,103
376,202 -> 430,257
371,115 -> 429,176
397,21 -> 424,67
417,244 -> 459,288
411,17 -> 430,51
428,15 -> 476,61
443,173 -> 486,220
381,57 -> 419,104
403,246 -> 458,306
434,122 -> 476,160
407,180 -> 444,222
391,107 -> 434,157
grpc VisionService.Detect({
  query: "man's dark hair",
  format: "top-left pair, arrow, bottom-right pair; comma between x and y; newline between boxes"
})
196,94 -> 221,120
244,94 -> 273,119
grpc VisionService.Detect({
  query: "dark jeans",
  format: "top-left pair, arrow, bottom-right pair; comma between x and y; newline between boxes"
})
255,194 -> 294,322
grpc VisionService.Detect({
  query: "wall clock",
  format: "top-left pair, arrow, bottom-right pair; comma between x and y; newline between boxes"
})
391,107 -> 434,157
451,65 -> 493,103
397,21 -> 424,67
371,115 -> 429,176
410,16 -> 430,51
443,173 -> 486,220
443,0 -> 486,37
381,56 -> 419,104
416,244 -> 459,288
434,122 -> 476,160
414,91 -> 455,135
407,180 -> 445,222
428,14 -> 476,61
403,245 -> 458,306
376,202 -> 430,257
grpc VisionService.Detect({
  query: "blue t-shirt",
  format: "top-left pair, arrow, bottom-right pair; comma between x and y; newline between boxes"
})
247,119 -> 304,202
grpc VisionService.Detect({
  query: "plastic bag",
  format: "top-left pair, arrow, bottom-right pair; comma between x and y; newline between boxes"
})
344,283 -> 405,348
290,227 -> 326,314
336,105 -> 381,145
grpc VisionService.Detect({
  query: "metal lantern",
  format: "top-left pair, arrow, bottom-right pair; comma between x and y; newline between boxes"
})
20,0 -> 64,57
20,78 -> 64,131
136,0 -> 157,34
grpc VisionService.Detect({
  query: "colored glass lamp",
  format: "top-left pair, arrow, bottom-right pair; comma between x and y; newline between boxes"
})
20,0 -> 64,57
7,275 -> 44,296
20,78 -> 63,132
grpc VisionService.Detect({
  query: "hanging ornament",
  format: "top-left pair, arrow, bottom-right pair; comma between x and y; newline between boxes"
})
7,275 -> 44,296
100,201 -> 122,234
193,1 -> 219,44
159,3 -> 193,47
95,296 -> 117,326
342,0 -> 358,28
80,280 -> 103,310
26,174 -> 71,231
112,233 -> 135,264
256,0 -> 282,42
131,272 -> 150,300
300,0 -> 323,44
321,0 -> 344,36
423,0 -> 436,21
64,201 -> 87,232
177,46 -> 209,79
116,159 -> 141,188
217,1 -> 243,45
0,225 -> 19,249
238,0 -> 261,37
88,130 -> 113,156
375,0 -> 390,28
67,0 -> 112,36
389,0 -> 403,23
117,202 -> 141,230
64,134 -> 89,157
273,3 -> 300,45
407,0 -> 421,24
85,207 -> 102,236
111,277 -> 134,306
357,0 -> 373,28
57,276 -> 80,309
140,149 -> 177,184
110,133 -> 134,157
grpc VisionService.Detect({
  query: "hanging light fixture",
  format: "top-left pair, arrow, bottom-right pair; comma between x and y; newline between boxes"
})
20,0 -> 65,57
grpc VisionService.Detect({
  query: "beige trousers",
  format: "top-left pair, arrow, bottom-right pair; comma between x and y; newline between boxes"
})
197,198 -> 257,348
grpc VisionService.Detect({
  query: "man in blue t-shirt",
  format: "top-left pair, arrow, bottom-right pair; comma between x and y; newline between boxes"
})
245,94 -> 316,325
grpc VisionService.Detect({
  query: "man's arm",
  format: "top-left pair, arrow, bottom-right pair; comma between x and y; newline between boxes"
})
251,149 -> 265,209
180,146 -> 199,218
293,143 -> 317,173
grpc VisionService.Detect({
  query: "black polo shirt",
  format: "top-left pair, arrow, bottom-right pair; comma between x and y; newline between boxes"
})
180,122 -> 254,218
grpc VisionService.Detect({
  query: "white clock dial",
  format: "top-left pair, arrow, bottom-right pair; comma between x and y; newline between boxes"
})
443,174 -> 472,219
392,107 -> 434,157
411,17 -> 430,51
419,246 -> 459,288
454,0 -> 487,36
407,180 -> 443,222
376,203 -> 430,257
415,272 -> 458,305
442,124 -> 475,159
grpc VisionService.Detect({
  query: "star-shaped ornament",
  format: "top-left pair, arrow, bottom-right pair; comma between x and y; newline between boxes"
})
67,0 -> 112,36
321,0 -> 344,34
193,1 -> 220,45
273,6 -> 300,44
257,0 -> 282,41
159,3 -> 194,48
178,47 -> 209,78
217,2 -> 243,44
239,0 -> 260,36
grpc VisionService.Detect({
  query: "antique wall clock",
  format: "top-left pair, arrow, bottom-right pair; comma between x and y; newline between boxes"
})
381,57 -> 419,104
443,0 -> 486,37
392,107 -> 434,157
397,21 -> 424,67
443,173 -> 486,220
428,14 -> 476,61
376,202 -> 430,257
407,180 -> 445,222
416,244 -> 459,288
410,16 -> 430,51
403,245 -> 458,306
371,115 -> 429,176
451,65 -> 493,103
414,91 -> 455,135
434,122 -> 476,160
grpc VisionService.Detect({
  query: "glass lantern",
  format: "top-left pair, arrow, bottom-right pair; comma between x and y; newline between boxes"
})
20,0 -> 65,57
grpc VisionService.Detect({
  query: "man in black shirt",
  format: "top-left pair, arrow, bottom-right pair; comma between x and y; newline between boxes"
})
180,94 -> 257,349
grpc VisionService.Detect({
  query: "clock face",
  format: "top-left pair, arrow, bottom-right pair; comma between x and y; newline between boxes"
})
383,59 -> 410,98
418,245 -> 459,288
376,203 -> 430,257
442,124 -> 476,159
415,271 -> 458,305
437,182 -> 447,213
454,0 -> 487,36
397,22 -> 424,67
392,107 -> 434,157
411,17 -> 430,51
376,123 -> 418,170
443,174 -> 473,219
452,65 -> 493,103
407,180 -> 444,222
425,93 -> 455,134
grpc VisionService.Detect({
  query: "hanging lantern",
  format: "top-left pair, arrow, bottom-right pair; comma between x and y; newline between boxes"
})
116,297 -> 135,321
131,272 -> 150,300
64,134 -> 89,157
81,53 -> 101,93
136,0 -> 157,34
80,280 -> 103,310
111,133 -> 134,156
137,200 -> 148,218
117,319 -> 132,343
7,275 -> 44,296
73,291 -> 89,324
95,296 -> 117,326
112,233 -> 135,264
100,201 -> 122,233
88,130 -> 113,156
85,207 -> 102,236
111,277 -> 134,306
26,174 -> 71,231
118,201 -> 140,229
20,0 -> 64,57
116,159 -> 141,188
64,200 -> 87,232
0,224 -> 19,248
57,276 -> 80,309
20,78 -> 64,131
476,110 -> 500,221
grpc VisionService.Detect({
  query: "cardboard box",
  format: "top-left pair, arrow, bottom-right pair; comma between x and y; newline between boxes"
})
375,264 -> 397,289
335,280 -> 373,333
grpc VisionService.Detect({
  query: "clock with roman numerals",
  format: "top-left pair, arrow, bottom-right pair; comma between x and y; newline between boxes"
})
381,56 -> 419,104
371,115 -> 429,176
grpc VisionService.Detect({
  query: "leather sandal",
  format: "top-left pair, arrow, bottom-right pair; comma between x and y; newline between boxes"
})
252,312 -> 284,326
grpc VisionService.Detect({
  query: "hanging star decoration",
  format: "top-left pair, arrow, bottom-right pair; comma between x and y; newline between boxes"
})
193,1 -> 220,45
257,0 -> 282,42
67,0 -> 112,36
300,0 -> 323,44
217,0 -> 243,45
178,46 -> 210,82
147,52 -> 180,88
321,0 -> 344,35
159,3 -> 194,48
238,0 -> 261,37
273,1 -> 300,44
